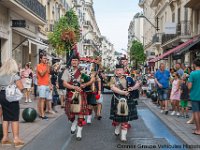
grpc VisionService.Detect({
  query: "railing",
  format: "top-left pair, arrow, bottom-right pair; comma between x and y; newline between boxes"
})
15,0 -> 46,21
161,21 -> 191,44
152,33 -> 162,43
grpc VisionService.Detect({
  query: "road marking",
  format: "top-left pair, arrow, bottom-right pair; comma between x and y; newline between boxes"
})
61,134 -> 73,150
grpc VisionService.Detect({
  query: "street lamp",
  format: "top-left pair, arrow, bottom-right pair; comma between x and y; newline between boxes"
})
139,14 -> 160,31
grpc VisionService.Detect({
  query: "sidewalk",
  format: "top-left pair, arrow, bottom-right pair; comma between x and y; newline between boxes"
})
142,97 -> 200,147
0,96 -> 65,150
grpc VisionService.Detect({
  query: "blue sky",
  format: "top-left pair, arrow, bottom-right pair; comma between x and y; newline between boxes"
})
93,0 -> 142,53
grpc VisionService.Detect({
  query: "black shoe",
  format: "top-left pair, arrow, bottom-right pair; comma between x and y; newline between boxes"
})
165,111 -> 168,115
76,137 -> 81,141
97,116 -> 102,120
71,130 -> 75,134
41,116 -> 48,120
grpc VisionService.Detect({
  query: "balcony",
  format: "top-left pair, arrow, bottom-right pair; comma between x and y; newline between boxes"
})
152,33 -> 162,46
161,21 -> 191,45
1,0 -> 46,25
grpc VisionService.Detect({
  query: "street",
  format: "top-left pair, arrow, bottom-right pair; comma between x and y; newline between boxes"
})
21,93 -> 186,150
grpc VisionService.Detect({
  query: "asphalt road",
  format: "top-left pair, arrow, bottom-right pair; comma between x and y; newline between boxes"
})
21,93 -> 186,150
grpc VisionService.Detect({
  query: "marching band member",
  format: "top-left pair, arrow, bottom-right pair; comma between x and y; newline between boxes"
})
62,54 -> 93,141
109,64 -> 141,142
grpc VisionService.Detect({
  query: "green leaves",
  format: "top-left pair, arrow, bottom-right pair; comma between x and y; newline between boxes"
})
48,9 -> 80,55
130,40 -> 146,68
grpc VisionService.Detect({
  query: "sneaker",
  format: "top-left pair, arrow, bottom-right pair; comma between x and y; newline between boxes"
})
28,99 -> 32,103
176,112 -> 180,116
160,110 -> 164,113
171,111 -> 176,116
25,99 -> 28,103
41,116 -> 48,120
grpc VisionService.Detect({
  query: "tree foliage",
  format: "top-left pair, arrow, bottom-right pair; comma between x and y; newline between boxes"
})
130,40 -> 146,68
48,9 -> 80,55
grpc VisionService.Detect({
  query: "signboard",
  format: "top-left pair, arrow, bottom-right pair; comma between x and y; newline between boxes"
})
12,20 -> 26,28
164,23 -> 176,34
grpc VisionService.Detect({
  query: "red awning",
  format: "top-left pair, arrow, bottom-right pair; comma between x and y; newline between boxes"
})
148,37 -> 196,63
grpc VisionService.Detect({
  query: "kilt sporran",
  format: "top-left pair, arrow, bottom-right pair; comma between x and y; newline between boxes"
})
70,91 -> 82,113
115,95 -> 129,116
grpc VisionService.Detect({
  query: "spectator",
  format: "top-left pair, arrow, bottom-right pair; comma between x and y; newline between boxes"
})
37,55 -> 50,120
180,75 -> 189,118
21,63 -> 33,103
0,59 -> 24,147
147,74 -> 155,92
175,63 -> 184,77
33,67 -> 38,98
155,63 -> 170,115
188,58 -> 200,135
58,67 -> 66,108
170,72 -> 181,116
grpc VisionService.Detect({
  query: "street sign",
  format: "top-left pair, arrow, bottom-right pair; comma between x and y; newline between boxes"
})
164,23 -> 176,34
12,20 -> 26,27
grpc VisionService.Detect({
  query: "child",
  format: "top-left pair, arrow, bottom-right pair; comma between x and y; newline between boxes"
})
180,76 -> 189,118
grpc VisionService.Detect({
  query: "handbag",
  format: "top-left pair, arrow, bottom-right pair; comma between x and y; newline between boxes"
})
6,74 -> 23,102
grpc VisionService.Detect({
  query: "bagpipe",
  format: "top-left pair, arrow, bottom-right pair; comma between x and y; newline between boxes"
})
126,76 -> 139,100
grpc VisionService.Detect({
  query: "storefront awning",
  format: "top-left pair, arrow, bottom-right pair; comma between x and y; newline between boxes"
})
13,29 -> 48,49
185,0 -> 200,9
177,37 -> 200,55
148,38 -> 194,63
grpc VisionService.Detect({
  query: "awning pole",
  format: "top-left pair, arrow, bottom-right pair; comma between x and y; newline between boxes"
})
12,38 -> 28,51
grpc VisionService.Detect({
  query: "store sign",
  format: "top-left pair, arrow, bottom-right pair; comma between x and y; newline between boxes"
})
164,23 -> 176,34
12,20 -> 26,27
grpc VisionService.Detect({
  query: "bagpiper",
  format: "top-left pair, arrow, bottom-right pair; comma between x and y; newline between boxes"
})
109,64 -> 141,142
62,54 -> 94,141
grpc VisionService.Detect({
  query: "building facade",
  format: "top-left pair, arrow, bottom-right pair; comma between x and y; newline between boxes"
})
101,36 -> 115,71
139,0 -> 200,70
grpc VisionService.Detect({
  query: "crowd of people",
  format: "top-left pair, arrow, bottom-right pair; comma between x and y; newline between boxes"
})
145,59 -> 200,136
0,51 -> 199,147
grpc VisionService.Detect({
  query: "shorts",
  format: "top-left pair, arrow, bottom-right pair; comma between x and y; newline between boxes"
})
47,90 -> 53,100
97,94 -> 103,104
157,88 -> 169,101
38,85 -> 50,99
191,101 -> 200,112
58,89 -> 66,96
180,100 -> 188,108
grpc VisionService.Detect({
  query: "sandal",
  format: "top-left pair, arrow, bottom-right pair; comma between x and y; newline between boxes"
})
1,140 -> 12,145
14,141 -> 24,147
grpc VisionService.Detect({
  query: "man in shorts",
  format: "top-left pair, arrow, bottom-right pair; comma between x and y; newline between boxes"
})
155,63 -> 170,115
37,55 -> 50,120
188,58 -> 200,135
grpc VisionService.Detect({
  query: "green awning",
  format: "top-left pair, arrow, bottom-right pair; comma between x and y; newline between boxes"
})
177,37 -> 200,55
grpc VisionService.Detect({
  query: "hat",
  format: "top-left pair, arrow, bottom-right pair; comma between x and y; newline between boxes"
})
116,64 -> 124,69
71,53 -> 80,60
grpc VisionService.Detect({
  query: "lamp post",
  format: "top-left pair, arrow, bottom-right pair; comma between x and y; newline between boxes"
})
139,14 -> 160,31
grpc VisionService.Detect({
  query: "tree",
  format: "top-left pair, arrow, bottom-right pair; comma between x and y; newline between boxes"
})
130,40 -> 146,69
48,9 -> 80,55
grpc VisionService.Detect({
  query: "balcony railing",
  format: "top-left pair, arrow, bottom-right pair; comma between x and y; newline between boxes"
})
152,33 -> 162,43
161,20 -> 191,44
15,0 -> 46,21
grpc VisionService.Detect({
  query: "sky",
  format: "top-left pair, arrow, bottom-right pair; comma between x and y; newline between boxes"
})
93,0 -> 142,53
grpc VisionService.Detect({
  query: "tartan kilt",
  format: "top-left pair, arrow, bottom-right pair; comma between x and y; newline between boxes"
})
109,94 -> 138,123
65,91 -> 89,120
